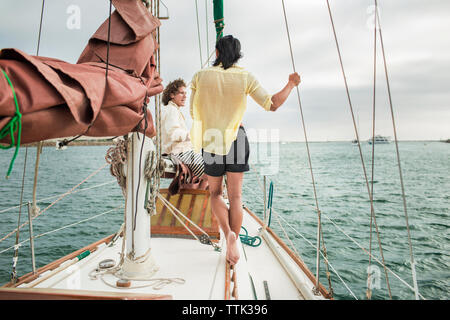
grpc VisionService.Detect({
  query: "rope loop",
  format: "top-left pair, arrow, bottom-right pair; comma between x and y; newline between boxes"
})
239,226 -> 261,247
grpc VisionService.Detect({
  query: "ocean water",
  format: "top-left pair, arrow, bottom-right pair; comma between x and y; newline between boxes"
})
0,141 -> 448,300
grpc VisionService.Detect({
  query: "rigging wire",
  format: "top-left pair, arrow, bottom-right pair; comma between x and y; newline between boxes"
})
10,0 -> 46,283
29,0 -> 47,271
244,174 -> 425,300
0,163 -> 108,246
367,0 -> 379,300
375,0 -> 420,300
324,0 -> 392,299
35,0 -> 45,57
322,213 -> 425,300
244,180 -> 352,299
0,180 -> 116,214
205,0 -> 210,66
0,206 -> 123,256
280,0 -> 331,296
194,0 -> 203,68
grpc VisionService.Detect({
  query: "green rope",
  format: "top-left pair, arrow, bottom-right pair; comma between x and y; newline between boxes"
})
0,68 -> 22,179
267,181 -> 274,227
239,226 -> 261,247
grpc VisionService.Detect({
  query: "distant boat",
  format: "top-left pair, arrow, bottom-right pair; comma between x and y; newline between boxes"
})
368,135 -> 390,144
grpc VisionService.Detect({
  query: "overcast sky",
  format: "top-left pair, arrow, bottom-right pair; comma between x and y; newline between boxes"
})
1,0 -> 449,141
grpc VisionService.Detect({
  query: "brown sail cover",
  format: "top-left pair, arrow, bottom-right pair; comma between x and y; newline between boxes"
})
0,0 -> 163,145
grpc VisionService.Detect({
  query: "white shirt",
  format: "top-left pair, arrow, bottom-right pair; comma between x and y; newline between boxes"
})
161,101 -> 192,154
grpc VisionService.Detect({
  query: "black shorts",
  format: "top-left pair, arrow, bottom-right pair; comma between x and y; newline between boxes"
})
202,126 -> 250,177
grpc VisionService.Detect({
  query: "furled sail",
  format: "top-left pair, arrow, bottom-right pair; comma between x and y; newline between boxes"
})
0,0 -> 163,147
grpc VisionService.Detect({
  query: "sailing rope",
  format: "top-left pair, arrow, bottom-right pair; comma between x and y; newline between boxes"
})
374,0 -> 420,299
157,193 -> 221,251
325,0 -> 393,299
280,0 -> 332,296
105,139 -> 127,195
147,0 -> 163,218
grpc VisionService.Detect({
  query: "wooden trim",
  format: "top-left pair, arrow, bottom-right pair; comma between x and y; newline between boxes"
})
231,265 -> 238,299
151,225 -> 220,239
157,192 -> 171,226
186,194 -> 197,220
170,193 -> 184,227
224,261 -> 231,300
159,188 -> 209,195
177,189 -> 209,195
243,206 -> 332,299
198,192 -> 209,228
0,287 -> 172,300
2,234 -> 116,288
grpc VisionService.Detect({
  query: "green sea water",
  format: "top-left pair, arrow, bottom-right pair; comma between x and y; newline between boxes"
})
0,141 -> 448,300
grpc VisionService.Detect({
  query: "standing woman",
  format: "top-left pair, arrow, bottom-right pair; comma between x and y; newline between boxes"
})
189,35 -> 300,265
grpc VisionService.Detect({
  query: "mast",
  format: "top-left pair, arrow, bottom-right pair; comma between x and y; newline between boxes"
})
119,0 -> 164,279
120,132 -> 159,279
213,0 -> 224,40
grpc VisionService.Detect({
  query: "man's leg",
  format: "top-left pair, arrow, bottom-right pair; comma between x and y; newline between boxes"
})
206,174 -> 239,264
225,171 -> 244,238
223,171 -> 244,265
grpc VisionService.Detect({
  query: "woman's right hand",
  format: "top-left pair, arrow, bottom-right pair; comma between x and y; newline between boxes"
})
288,72 -> 301,87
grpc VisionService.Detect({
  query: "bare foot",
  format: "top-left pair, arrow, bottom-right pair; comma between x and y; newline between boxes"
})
226,231 -> 240,265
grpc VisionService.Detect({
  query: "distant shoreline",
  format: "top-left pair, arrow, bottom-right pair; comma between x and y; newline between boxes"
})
2,139 -> 448,148
25,140 -> 115,147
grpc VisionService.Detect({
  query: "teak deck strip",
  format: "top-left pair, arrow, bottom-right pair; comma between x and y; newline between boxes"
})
151,189 -> 220,240
0,287 -> 172,300
243,206 -> 332,299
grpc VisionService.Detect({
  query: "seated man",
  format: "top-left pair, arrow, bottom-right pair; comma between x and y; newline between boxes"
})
161,79 -> 206,187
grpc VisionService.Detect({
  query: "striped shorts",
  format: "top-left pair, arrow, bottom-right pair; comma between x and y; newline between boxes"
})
174,150 -> 205,180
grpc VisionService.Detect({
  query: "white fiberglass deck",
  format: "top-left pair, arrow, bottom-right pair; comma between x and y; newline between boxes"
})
14,209 -> 324,300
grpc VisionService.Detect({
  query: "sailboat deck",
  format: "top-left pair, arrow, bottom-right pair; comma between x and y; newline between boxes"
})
1,203 -> 328,300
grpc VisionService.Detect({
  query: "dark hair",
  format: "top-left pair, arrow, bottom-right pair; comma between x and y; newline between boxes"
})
213,35 -> 243,70
162,78 -> 186,105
